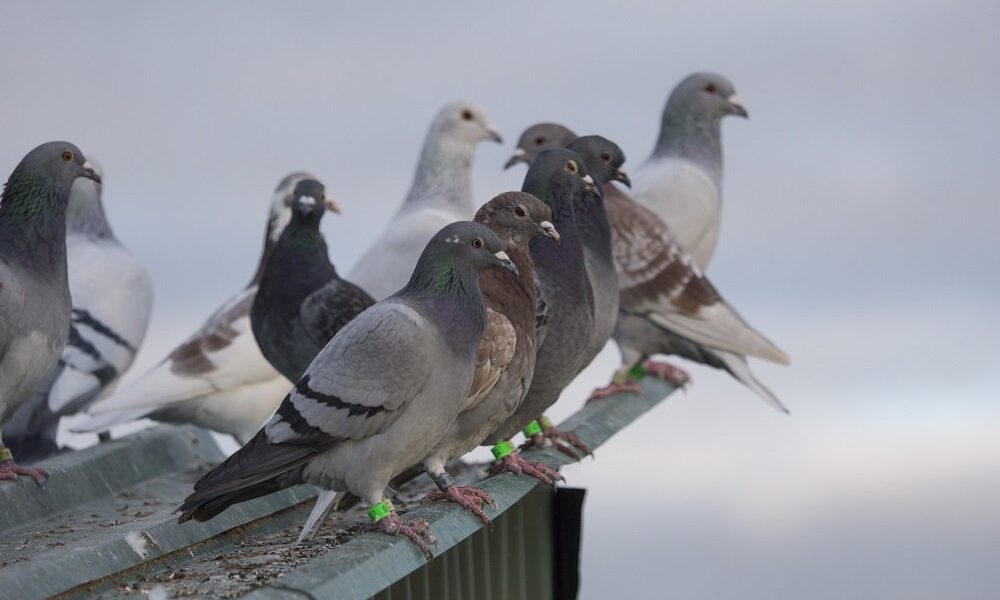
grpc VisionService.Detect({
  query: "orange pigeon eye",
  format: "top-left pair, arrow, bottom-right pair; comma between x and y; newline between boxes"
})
62,150 -> 73,162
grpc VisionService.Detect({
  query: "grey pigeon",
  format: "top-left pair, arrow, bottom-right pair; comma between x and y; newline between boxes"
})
178,221 -> 518,557
507,124 -> 790,412
251,178 -> 373,382
348,102 -> 502,299
3,161 -> 154,463
0,141 -> 100,482
489,149 -> 597,453
76,173 -> 337,443
632,72 -> 748,270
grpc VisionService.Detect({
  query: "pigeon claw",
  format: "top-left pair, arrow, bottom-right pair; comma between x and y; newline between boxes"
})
376,512 -> 437,559
535,427 -> 593,460
587,380 -> 643,403
490,451 -> 564,487
642,359 -> 691,388
425,485 -> 495,526
0,458 -> 47,485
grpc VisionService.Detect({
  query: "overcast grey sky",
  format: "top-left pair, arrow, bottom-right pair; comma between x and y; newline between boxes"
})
2,2 -> 998,598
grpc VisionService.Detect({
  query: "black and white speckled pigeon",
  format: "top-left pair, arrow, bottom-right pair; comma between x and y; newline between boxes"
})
0,141 -> 100,483
251,178 -> 373,382
76,173 -> 337,443
179,221 -> 518,557
3,162 -> 153,463
632,72 -> 748,270
349,102 -> 502,299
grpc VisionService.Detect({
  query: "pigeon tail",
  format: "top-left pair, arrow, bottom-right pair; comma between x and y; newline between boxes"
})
716,351 -> 789,414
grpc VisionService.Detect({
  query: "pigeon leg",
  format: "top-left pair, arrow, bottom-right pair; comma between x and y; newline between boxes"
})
588,368 -> 642,402
0,448 -> 47,485
423,471 -> 496,526
642,359 -> 691,387
489,444 -> 563,486
372,510 -> 437,559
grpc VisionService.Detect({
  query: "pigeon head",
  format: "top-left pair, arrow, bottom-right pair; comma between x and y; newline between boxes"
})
434,102 -> 503,147
406,221 -> 518,294
475,191 -> 559,247
65,157 -> 115,237
667,72 -> 748,121
504,123 -> 577,170
289,178 -> 338,226
521,148 -> 597,219
566,135 -> 630,188
4,141 -> 100,198
268,172 -> 339,241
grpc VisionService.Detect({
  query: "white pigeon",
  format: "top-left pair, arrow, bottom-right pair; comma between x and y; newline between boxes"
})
632,72 -> 748,270
348,101 -> 502,299
76,173 -> 337,444
3,162 -> 154,463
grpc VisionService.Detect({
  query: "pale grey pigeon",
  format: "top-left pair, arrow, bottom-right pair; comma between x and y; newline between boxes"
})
348,102 -> 502,299
179,221 -> 518,557
75,173 -> 337,443
0,141 -> 100,483
251,178 -> 374,382
632,72 -> 748,270
3,161 -> 154,463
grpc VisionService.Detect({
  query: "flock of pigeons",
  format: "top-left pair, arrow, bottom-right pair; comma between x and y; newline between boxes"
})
0,72 -> 788,556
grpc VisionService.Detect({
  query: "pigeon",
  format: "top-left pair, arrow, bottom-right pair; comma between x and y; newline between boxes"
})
178,221 -> 518,557
76,173 -> 337,443
251,178 -> 373,382
632,72 -> 748,270
507,124 -> 790,412
348,102 -> 502,299
0,141 -> 100,482
2,161 -> 154,464
489,149 -> 597,455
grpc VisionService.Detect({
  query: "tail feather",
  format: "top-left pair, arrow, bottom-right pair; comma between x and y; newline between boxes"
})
716,351 -> 790,414
297,490 -> 338,543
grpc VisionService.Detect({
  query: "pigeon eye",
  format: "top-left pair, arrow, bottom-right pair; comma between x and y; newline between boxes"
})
514,204 -> 528,218
703,83 -> 717,94
471,237 -> 483,249
565,160 -> 578,174
534,136 -> 545,146
461,109 -> 474,121
61,150 -> 73,162
599,151 -> 612,162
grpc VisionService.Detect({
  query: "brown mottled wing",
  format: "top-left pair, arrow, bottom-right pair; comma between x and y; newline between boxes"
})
462,308 -> 516,413
606,185 -> 789,364
168,287 -> 254,376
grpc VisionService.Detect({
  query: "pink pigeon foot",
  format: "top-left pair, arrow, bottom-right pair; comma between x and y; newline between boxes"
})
642,359 -> 691,387
0,455 -> 47,485
490,451 -> 563,486
529,426 -> 592,459
425,485 -> 496,525
374,512 -> 436,558
588,379 -> 642,402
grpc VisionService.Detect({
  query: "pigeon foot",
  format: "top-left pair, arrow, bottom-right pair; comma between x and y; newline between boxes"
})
588,379 -> 642,402
524,426 -> 592,460
375,512 -> 437,559
642,359 -> 691,387
425,485 -> 496,525
490,451 -> 563,486
0,456 -> 47,485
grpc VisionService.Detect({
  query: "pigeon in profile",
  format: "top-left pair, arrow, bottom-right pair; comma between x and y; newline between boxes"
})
0,141 -> 100,482
2,161 -> 154,463
251,178 -> 373,382
489,149 -> 597,456
178,222 -> 518,557
349,102 -> 502,299
632,72 -> 748,270
507,124 -> 790,412
76,173 -> 337,443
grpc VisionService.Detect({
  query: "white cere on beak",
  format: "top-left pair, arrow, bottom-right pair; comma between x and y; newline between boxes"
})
582,174 -> 594,184
512,148 -> 526,158
727,93 -> 745,108
298,195 -> 317,206
494,250 -> 511,261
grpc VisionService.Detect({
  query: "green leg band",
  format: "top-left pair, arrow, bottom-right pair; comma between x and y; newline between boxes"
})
522,419 -> 543,437
627,363 -> 647,380
368,499 -> 394,523
0,448 -> 12,462
492,440 -> 515,460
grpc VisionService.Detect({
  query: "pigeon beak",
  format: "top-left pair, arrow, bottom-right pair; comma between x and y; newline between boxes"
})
503,148 -> 527,170
323,193 -> 341,214
487,128 -> 504,145
494,250 -> 519,277
614,168 -> 631,188
727,93 -> 749,118
81,161 -> 102,184
539,220 -> 560,243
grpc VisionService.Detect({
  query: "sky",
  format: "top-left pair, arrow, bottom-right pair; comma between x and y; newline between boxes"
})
2,1 -> 999,598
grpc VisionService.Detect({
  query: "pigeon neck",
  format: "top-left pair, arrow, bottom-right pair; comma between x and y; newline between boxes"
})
65,182 -> 114,239
573,189 -> 613,262
651,110 -> 723,182
258,221 -> 336,313
527,189 -> 587,282
0,169 -> 71,275
399,258 -> 486,346
401,134 -> 475,213
481,239 -> 537,326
